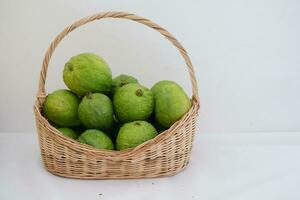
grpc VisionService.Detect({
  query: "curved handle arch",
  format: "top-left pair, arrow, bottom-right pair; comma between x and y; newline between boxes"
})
37,11 -> 199,102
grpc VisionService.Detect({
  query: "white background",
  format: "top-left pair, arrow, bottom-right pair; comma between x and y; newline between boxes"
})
1,1 -> 300,200
1,0 -> 299,133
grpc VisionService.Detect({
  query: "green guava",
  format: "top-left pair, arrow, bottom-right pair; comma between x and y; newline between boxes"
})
116,121 -> 158,150
111,74 -> 138,96
78,129 -> 114,150
57,128 -> 79,140
151,80 -> 191,128
78,93 -> 113,130
113,83 -> 154,123
43,89 -> 80,127
63,53 -> 112,96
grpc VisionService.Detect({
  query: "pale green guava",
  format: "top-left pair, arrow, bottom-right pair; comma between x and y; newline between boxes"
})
116,121 -> 158,150
113,83 -> 154,123
63,53 -> 112,96
43,89 -> 80,127
78,129 -> 114,150
57,128 -> 79,140
151,80 -> 191,128
78,93 -> 113,131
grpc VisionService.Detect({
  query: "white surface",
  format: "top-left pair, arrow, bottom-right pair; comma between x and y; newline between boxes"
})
0,0 -> 300,133
1,132 -> 300,200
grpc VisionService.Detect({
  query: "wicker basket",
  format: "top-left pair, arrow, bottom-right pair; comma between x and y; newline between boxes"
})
34,11 -> 200,179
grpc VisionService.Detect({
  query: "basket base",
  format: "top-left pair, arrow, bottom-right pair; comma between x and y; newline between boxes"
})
43,160 -> 190,180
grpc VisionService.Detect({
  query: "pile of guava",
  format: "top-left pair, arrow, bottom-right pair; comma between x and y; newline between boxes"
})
43,53 -> 191,151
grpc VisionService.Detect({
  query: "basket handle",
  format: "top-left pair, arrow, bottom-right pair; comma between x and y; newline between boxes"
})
37,11 -> 199,102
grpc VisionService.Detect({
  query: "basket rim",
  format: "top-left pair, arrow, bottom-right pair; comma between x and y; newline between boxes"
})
34,96 -> 199,161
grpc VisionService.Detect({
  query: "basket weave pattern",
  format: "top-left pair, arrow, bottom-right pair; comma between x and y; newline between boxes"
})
34,11 -> 200,179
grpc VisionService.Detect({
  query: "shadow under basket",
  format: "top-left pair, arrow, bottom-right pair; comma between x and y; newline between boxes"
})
33,11 -> 200,179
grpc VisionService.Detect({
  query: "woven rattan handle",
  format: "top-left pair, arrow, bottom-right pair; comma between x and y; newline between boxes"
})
37,11 -> 199,102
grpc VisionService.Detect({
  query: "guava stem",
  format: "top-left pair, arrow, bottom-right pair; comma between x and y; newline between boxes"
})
135,89 -> 143,97
134,122 -> 141,126
120,81 -> 127,87
86,92 -> 93,99
66,63 -> 73,71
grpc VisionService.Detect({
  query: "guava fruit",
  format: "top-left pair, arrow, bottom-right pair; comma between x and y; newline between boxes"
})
43,89 -> 80,127
63,53 -> 112,96
78,93 -> 113,130
57,128 -> 79,140
111,74 -> 138,96
116,121 -> 158,150
78,129 -> 114,150
113,83 -> 154,123
151,80 -> 191,128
